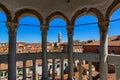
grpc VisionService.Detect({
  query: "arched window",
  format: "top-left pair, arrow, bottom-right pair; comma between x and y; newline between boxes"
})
0,11 -> 8,79
16,16 -> 41,80
0,11 -> 8,54
17,16 -> 41,53
74,15 -> 99,53
109,9 -> 120,55
48,18 -> 67,52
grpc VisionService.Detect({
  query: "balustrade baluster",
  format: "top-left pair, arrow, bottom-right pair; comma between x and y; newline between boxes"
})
33,60 -> 36,80
23,60 -> 26,80
52,59 -> 55,80
88,61 -> 92,80
79,60 -> 82,80
61,59 -> 64,80
115,65 -> 120,80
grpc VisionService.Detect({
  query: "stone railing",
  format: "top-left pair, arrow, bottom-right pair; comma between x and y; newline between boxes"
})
108,54 -> 120,80
2,53 -> 120,80
0,52 -> 100,80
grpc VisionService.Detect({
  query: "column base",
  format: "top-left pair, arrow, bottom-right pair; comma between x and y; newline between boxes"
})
41,77 -> 49,80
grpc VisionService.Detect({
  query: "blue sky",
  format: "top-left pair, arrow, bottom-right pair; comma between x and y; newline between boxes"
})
0,9 -> 120,43
109,9 -> 120,37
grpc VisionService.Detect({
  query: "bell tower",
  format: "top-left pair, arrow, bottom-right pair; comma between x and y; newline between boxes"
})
58,32 -> 62,43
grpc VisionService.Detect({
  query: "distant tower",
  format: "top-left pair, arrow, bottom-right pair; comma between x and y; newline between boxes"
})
58,32 -> 62,43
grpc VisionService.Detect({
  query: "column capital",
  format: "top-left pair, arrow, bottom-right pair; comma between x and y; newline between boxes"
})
6,22 -> 18,36
67,25 -> 74,36
98,20 -> 109,33
7,22 -> 18,29
41,24 -> 49,35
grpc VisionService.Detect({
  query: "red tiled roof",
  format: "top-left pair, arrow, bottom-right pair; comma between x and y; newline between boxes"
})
0,60 -> 42,71
85,36 -> 120,46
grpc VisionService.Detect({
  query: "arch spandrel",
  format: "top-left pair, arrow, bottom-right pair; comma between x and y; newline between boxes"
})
71,8 -> 87,25
0,3 -> 11,21
46,11 -> 70,26
106,0 -> 120,20
14,8 -> 43,24
71,8 -> 104,25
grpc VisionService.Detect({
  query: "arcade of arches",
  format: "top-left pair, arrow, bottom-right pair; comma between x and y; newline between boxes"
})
0,0 -> 120,80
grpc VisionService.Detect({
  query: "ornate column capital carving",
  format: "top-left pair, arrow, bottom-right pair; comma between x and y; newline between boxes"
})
67,25 -> 74,36
98,20 -> 110,33
6,22 -> 18,36
41,24 -> 49,35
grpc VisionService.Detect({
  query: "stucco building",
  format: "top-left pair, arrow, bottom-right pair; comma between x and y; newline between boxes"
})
83,36 -> 120,55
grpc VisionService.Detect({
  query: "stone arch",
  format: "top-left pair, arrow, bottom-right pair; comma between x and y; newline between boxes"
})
106,0 -> 120,20
46,11 -> 70,26
14,8 -> 43,24
71,8 -> 104,25
0,3 -> 12,21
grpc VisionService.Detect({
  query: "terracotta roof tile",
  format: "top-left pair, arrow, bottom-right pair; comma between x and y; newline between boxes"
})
85,36 -> 120,46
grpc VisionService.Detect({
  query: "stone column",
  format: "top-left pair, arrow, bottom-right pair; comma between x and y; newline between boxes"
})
41,25 -> 49,80
99,21 -> 109,80
7,22 -> 17,80
67,25 -> 74,80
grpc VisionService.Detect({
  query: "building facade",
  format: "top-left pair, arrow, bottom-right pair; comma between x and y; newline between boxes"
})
83,36 -> 120,55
